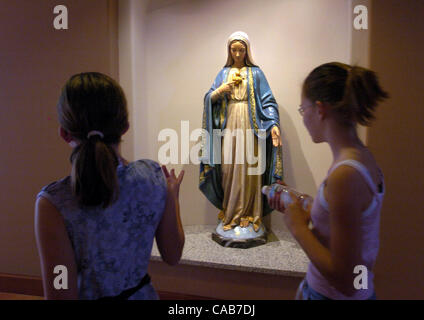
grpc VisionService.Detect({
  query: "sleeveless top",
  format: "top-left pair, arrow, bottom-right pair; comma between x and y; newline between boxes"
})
305,159 -> 385,300
37,159 -> 167,300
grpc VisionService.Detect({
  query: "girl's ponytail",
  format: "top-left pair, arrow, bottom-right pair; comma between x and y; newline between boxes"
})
340,66 -> 389,126
70,136 -> 119,208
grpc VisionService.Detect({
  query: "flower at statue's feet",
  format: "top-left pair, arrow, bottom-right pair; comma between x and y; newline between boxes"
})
222,224 -> 232,231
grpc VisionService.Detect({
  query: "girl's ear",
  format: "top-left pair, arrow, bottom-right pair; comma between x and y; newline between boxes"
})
59,126 -> 72,143
316,101 -> 328,120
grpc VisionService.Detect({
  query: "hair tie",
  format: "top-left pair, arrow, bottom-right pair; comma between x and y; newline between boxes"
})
87,130 -> 104,139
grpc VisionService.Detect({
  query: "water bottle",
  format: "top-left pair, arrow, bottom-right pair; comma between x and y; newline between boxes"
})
262,183 -> 313,211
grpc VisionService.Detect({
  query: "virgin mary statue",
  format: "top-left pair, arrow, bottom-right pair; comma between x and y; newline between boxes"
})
199,31 -> 283,246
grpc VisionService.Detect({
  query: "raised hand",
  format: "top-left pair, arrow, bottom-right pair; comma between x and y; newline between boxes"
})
161,166 -> 184,198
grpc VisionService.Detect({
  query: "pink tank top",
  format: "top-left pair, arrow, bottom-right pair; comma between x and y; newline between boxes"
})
306,159 -> 385,299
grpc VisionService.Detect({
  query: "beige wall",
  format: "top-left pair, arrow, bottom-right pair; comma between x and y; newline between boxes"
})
120,0 -> 352,228
0,0 -> 118,276
368,0 -> 424,299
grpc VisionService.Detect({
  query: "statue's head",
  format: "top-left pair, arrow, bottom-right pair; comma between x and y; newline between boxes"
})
224,31 -> 257,67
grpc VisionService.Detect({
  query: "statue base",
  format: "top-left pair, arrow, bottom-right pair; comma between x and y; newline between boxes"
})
211,221 -> 267,249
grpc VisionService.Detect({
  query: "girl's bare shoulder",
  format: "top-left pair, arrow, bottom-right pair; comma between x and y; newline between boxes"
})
339,147 -> 381,187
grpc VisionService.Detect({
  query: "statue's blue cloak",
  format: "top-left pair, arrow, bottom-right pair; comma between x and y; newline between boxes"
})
199,66 -> 283,216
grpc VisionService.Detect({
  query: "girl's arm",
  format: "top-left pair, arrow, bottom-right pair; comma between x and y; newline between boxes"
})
35,197 -> 78,299
282,166 -> 367,296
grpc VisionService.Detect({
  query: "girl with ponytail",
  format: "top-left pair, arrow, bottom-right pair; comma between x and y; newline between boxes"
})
35,72 -> 185,299
269,62 -> 388,299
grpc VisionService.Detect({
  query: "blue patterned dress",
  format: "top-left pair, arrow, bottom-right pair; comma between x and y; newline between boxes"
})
37,159 -> 167,300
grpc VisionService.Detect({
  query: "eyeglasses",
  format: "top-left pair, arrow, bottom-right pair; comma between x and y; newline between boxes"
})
298,105 -> 307,116
298,103 -> 313,116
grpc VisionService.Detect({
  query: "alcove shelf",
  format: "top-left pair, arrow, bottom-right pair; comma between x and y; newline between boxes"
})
149,225 -> 309,299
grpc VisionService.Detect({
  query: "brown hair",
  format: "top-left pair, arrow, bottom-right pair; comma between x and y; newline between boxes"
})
57,72 -> 129,208
302,62 -> 389,126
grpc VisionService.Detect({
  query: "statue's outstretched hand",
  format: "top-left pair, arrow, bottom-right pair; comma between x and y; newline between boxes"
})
271,126 -> 282,147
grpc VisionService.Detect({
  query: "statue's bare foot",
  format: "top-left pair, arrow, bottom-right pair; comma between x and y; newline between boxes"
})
218,211 -> 225,221
253,222 -> 260,232
240,219 -> 250,228
222,224 -> 232,231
